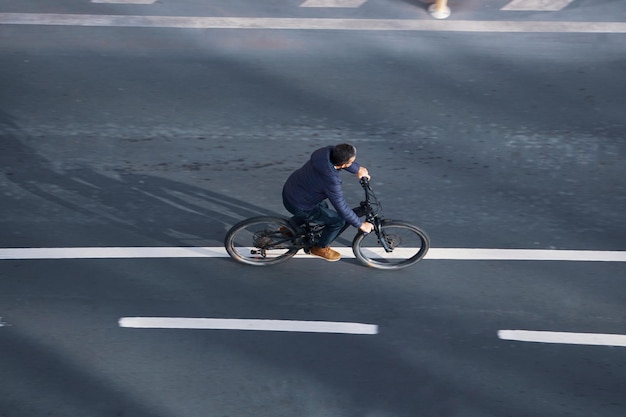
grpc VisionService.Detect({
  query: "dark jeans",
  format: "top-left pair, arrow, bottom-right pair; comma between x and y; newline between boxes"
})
282,191 -> 346,248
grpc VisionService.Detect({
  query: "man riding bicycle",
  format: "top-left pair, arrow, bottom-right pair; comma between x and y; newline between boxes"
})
282,143 -> 374,262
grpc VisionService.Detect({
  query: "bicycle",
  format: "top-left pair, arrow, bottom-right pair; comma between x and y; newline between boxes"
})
224,178 -> 430,270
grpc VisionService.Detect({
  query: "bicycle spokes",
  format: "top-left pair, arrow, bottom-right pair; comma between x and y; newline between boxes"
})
353,220 -> 429,269
224,217 -> 299,266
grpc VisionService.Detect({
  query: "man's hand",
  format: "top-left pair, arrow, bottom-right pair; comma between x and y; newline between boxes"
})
357,166 -> 370,180
359,221 -> 374,234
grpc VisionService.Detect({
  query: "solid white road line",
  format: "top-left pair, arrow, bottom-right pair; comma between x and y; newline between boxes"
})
1,247 -> 625,261
425,248 -> 626,262
1,13 -> 626,33
0,246 -> 226,260
498,330 -> 626,347
119,317 -> 378,334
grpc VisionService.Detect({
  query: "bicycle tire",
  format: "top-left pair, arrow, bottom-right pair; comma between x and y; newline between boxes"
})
352,220 -> 430,270
224,216 -> 299,266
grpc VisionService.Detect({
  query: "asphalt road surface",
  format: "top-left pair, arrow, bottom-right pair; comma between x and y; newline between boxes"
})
1,1 -> 625,416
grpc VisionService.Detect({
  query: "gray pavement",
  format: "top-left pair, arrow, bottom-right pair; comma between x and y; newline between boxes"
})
1,1 -> 625,416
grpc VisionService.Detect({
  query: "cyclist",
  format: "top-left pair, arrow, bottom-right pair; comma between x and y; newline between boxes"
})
282,143 -> 374,262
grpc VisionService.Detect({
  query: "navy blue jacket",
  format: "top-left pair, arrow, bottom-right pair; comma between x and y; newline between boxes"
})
283,146 -> 362,228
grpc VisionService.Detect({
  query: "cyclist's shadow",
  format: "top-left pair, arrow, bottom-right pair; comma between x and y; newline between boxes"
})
1,116 -> 279,247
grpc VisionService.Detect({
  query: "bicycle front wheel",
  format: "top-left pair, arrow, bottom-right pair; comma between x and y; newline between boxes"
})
224,216 -> 299,266
353,220 -> 430,270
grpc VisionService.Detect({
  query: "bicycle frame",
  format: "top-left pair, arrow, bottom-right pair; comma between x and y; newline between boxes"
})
291,178 -> 393,253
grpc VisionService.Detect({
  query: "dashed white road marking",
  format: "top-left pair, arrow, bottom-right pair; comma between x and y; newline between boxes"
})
1,247 -> 625,262
300,0 -> 368,7
502,0 -> 574,11
499,330 -> 626,347
2,13 -> 626,33
119,317 -> 378,334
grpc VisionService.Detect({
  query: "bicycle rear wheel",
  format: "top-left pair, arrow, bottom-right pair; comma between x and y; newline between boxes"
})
224,216 -> 299,266
352,220 -> 430,270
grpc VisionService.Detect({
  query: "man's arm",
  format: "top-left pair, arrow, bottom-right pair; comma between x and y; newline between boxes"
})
356,166 -> 370,180
343,161 -> 370,180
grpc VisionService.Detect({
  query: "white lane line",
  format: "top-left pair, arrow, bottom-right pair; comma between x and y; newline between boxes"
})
425,248 -> 626,262
300,0 -> 368,7
1,247 -> 625,261
498,330 -> 626,347
1,13 -> 626,33
502,0 -> 574,11
0,247 -> 225,260
119,317 -> 378,334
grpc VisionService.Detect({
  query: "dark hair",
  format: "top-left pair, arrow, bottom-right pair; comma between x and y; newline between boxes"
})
330,143 -> 356,166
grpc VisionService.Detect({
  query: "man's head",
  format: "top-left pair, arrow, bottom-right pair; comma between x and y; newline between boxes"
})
330,143 -> 357,168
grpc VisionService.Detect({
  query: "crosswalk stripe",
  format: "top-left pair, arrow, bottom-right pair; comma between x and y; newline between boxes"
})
300,0 -> 368,7
91,0 -> 157,4
501,0 -> 574,11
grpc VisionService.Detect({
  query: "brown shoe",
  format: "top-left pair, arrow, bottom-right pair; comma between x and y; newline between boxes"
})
279,226 -> 294,237
310,246 -> 341,262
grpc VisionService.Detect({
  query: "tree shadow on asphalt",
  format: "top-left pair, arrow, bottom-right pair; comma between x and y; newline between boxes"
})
0,325 -> 175,417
